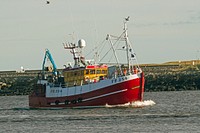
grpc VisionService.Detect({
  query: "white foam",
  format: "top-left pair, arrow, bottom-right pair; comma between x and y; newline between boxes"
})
105,100 -> 156,108
130,100 -> 156,108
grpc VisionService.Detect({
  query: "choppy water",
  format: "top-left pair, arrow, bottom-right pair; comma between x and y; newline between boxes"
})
0,91 -> 200,133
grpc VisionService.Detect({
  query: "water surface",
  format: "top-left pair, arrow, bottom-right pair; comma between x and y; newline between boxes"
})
0,91 -> 199,133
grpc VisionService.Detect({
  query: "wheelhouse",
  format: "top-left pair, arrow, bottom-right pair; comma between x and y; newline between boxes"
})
63,65 -> 108,87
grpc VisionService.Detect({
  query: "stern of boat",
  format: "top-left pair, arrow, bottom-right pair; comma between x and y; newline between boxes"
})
29,83 -> 47,108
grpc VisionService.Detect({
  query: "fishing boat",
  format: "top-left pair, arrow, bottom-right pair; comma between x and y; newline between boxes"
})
29,17 -> 145,108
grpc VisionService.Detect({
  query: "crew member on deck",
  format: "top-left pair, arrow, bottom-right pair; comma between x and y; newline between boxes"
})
133,66 -> 138,74
123,68 -> 127,76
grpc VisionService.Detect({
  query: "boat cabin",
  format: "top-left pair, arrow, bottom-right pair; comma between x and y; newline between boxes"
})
63,65 -> 108,87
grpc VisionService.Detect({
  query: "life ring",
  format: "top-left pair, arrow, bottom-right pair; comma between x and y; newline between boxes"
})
71,100 -> 77,104
55,100 -> 60,105
77,98 -> 83,103
64,100 -> 69,105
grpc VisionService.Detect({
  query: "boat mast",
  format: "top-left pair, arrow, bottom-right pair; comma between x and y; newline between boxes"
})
124,16 -> 130,73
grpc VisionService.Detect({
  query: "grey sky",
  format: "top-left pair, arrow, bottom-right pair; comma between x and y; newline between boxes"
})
0,0 -> 200,71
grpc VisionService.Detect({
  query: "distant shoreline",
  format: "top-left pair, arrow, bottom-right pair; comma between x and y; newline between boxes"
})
1,59 -> 200,72
0,59 -> 200,96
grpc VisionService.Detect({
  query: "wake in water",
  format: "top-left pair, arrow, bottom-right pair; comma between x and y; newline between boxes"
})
9,100 -> 156,110
130,100 -> 156,107
105,100 -> 156,108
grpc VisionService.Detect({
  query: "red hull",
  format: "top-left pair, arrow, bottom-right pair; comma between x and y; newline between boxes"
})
29,73 -> 145,108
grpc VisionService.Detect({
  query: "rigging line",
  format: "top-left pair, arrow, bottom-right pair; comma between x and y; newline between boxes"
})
98,39 -> 107,55
66,0 -> 78,40
107,38 -> 122,63
85,39 -> 106,58
99,31 -> 125,62
107,52 -> 114,63
90,5 -> 99,50
127,39 -> 140,66
99,43 -> 112,63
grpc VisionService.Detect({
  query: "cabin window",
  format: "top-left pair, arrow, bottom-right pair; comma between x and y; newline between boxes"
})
102,70 -> 106,74
90,70 -> 95,74
97,70 -> 101,74
86,70 -> 89,74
